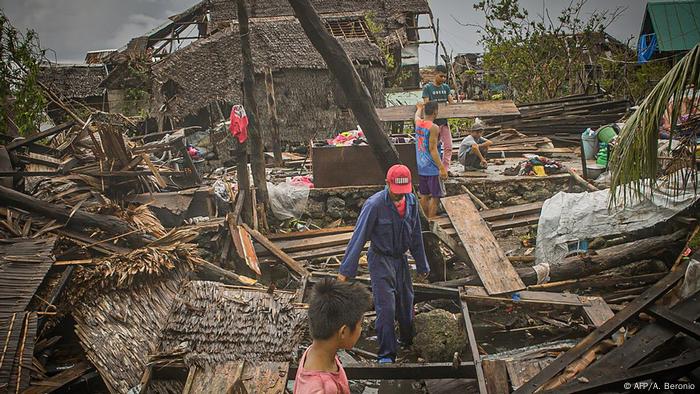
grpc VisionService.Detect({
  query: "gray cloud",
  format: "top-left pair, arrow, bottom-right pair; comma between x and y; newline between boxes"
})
1,0 -> 647,65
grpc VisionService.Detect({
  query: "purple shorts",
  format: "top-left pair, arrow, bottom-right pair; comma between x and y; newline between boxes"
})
418,175 -> 445,198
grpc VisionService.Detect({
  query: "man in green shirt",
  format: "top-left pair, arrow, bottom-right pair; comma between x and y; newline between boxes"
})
422,65 -> 454,171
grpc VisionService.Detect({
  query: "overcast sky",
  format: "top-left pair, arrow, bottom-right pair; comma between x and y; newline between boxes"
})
1,0 -> 648,65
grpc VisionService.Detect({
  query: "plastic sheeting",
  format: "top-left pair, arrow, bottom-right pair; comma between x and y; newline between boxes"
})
535,173 -> 698,266
267,180 -> 311,220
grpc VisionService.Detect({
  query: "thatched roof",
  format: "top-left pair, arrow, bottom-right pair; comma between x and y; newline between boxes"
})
209,0 -> 431,23
72,271 -> 185,393
156,281 -> 306,366
151,16 -> 383,120
38,64 -> 107,99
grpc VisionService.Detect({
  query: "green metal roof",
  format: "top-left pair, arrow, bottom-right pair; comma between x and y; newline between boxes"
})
642,0 -> 700,52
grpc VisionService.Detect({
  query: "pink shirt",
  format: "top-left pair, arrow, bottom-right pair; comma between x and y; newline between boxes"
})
438,124 -> 453,168
293,347 -> 350,394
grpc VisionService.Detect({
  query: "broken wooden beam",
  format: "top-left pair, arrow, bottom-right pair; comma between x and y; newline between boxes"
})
513,260 -> 690,394
5,121 -> 74,152
243,223 -> 310,277
515,231 -> 686,285
567,167 -> 599,192
443,194 -> 525,294
0,185 -> 153,248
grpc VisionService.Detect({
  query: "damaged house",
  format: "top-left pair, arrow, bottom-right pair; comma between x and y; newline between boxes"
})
38,64 -> 108,124
150,16 -> 386,143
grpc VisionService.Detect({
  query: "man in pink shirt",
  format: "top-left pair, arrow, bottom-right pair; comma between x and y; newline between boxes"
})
294,278 -> 370,393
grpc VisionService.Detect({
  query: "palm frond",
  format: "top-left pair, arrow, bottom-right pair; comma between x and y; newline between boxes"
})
610,44 -> 700,207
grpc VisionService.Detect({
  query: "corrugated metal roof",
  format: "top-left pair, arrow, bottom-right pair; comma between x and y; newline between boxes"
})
642,0 -> 700,52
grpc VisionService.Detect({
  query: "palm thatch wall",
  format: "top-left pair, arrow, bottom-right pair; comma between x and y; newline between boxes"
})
151,17 -> 385,143
156,281 -> 307,366
72,271 -> 186,393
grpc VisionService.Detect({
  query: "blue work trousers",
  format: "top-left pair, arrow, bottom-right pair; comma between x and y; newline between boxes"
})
369,250 -> 415,361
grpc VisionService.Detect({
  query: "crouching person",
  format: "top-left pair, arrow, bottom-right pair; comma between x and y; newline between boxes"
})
458,125 -> 492,170
294,278 -> 371,394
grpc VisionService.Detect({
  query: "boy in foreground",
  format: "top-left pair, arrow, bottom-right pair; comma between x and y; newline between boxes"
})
293,278 -> 371,394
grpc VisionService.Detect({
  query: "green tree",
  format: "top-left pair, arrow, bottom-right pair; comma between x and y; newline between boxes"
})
609,44 -> 700,206
0,11 -> 46,136
472,0 -> 626,103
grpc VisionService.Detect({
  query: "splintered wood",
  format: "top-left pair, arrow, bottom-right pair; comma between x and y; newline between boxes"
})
580,296 -> 615,327
442,195 -> 525,295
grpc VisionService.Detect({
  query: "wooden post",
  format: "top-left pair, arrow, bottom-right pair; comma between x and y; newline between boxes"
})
234,141 -> 253,225
237,0 -> 269,225
288,0 -> 444,278
264,67 -> 284,166
287,0 -> 400,173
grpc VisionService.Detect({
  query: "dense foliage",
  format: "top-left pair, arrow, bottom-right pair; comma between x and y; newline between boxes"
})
473,0 -> 670,103
0,11 -> 46,136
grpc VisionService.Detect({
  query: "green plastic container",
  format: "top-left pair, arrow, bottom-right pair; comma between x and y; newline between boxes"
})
597,125 -> 618,143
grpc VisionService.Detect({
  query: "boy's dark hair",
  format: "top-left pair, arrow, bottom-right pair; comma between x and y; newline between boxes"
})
435,65 -> 447,74
424,101 -> 439,116
308,278 -> 371,340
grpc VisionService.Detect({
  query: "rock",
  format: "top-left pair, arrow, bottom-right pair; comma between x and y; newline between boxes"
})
326,197 -> 346,219
413,309 -> 468,362
306,198 -> 326,219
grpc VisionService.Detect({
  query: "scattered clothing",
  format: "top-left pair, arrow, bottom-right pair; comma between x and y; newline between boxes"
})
414,119 -> 440,177
327,130 -> 365,146
503,155 -> 564,176
290,176 -> 314,188
339,189 -> 429,361
293,347 -> 350,394
422,82 -> 451,126
418,175 -> 444,198
229,105 -> 249,143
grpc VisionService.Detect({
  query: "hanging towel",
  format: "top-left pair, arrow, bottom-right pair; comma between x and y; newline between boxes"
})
229,105 -> 249,143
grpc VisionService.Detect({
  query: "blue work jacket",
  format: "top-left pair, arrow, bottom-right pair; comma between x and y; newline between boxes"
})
339,189 -> 430,278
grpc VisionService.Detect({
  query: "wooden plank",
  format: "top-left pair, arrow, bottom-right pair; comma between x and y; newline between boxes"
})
482,359 -> 509,394
512,261 -> 689,394
5,122 -> 74,151
266,226 -> 354,241
646,304 -> 700,340
461,286 -> 587,306
140,154 -> 167,188
188,361 -> 288,394
506,359 -> 550,391
243,224 -> 309,277
23,361 -> 92,394
567,291 -> 700,387
254,232 -> 353,256
375,101 -> 520,122
443,195 -> 525,295
556,349 -> 700,394
459,288 -> 488,394
580,296 -> 614,327
288,362 -> 477,380
479,202 -> 544,221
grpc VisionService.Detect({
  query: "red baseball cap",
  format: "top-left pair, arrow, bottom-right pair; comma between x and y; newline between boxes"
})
386,164 -> 412,194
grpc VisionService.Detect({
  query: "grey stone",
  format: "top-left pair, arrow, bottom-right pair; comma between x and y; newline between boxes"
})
413,308 -> 468,362
306,198 -> 326,219
326,196 -> 346,219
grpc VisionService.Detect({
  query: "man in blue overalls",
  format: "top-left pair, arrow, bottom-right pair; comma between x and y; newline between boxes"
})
337,164 -> 430,363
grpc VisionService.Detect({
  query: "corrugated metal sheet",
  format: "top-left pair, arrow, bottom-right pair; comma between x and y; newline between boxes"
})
643,0 -> 700,52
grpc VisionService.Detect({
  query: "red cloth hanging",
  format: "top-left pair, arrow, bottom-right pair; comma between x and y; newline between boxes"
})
229,105 -> 249,143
